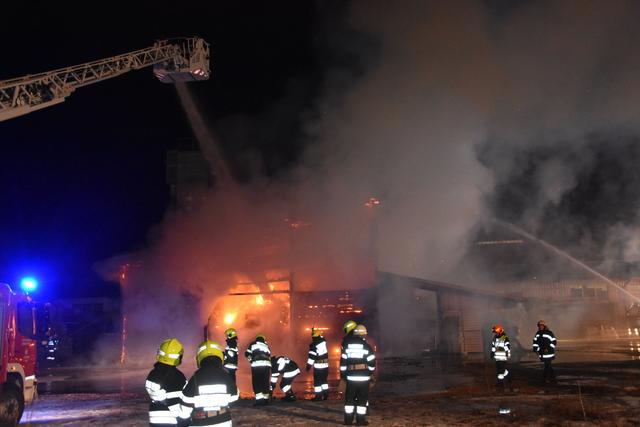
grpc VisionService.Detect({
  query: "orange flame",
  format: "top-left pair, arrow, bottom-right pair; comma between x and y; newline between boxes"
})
224,312 -> 237,325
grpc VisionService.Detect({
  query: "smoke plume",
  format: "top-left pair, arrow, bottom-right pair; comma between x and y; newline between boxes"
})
102,1 -> 640,359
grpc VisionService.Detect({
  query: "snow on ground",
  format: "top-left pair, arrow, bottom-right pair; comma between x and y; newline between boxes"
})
20,393 -> 147,426
19,348 -> 640,425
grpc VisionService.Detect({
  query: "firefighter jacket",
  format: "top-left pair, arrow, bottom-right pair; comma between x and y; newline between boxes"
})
180,356 -> 237,426
145,362 -> 187,425
244,338 -> 271,368
224,337 -> 238,371
491,333 -> 511,361
307,336 -> 329,369
340,334 -> 375,382
271,356 -> 301,383
532,327 -> 557,360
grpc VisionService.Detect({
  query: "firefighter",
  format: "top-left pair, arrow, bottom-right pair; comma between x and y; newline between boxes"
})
43,327 -> 60,365
145,338 -> 188,427
244,334 -> 271,405
340,324 -> 375,426
532,319 -> 557,383
270,355 -> 301,401
223,327 -> 239,402
306,327 -> 329,401
490,324 -> 511,389
342,320 -> 358,339
180,340 -> 237,426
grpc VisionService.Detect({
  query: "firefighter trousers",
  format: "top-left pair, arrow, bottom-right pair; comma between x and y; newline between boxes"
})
543,360 -> 555,382
344,379 -> 369,423
228,369 -> 237,385
251,366 -> 271,401
495,361 -> 510,385
313,368 -> 329,394
280,374 -> 298,393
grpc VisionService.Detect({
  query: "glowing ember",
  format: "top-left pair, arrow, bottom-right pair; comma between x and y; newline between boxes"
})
304,326 -> 330,332
224,312 -> 237,325
256,294 -> 264,305
364,197 -> 381,208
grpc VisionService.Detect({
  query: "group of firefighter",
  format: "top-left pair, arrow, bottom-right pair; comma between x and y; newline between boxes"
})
490,319 -> 557,389
145,319 -> 375,427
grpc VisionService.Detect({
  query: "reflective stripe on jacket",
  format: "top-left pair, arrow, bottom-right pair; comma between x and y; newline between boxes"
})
491,334 -> 511,361
532,328 -> 557,360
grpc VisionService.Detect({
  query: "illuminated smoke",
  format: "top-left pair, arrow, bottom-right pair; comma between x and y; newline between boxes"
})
101,1 -> 640,360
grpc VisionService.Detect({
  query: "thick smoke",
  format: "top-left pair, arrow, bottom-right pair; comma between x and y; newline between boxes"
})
102,1 -> 640,359
302,0 -> 640,345
307,0 -> 640,282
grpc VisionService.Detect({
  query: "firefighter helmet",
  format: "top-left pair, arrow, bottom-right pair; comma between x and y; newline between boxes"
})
196,340 -> 224,367
492,324 -> 504,334
256,334 -> 267,342
157,338 -> 184,366
354,324 -> 367,336
225,328 -> 237,339
311,327 -> 323,338
343,320 -> 357,335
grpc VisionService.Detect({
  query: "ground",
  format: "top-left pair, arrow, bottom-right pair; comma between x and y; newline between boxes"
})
19,344 -> 640,426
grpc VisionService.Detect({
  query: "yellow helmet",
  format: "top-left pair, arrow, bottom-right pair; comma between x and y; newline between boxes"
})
354,324 -> 367,336
157,338 -> 184,366
311,327 -> 323,338
196,340 -> 224,367
225,328 -> 237,339
343,320 -> 357,335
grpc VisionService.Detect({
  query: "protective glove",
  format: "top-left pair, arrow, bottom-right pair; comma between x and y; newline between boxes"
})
369,376 -> 377,388
306,364 -> 311,373
489,352 -> 495,360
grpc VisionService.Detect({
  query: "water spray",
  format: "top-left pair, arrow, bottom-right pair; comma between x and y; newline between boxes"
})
175,82 -> 234,188
493,219 -> 640,304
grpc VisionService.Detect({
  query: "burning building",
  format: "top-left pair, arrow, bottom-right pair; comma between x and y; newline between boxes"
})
202,269 -> 376,364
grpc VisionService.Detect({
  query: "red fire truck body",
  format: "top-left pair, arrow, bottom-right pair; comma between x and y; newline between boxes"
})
0,283 -> 38,425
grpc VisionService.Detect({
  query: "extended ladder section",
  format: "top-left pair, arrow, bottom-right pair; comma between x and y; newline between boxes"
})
0,37 -> 210,122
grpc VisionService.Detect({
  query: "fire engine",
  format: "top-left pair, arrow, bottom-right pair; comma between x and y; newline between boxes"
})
0,283 -> 39,426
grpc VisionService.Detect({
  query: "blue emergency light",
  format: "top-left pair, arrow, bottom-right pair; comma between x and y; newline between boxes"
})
20,277 -> 38,293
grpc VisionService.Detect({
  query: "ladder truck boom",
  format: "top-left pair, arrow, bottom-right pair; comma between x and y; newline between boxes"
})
0,37 -> 210,122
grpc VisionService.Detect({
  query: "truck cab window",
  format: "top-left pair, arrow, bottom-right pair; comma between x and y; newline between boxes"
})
17,302 -> 36,339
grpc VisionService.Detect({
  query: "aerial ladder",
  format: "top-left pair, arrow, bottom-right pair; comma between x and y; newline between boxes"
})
0,37 -> 210,122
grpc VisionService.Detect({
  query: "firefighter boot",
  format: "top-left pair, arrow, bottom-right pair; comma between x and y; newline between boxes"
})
312,393 -> 323,401
322,389 -> 329,400
344,413 -> 355,425
283,391 -> 297,402
356,415 -> 369,426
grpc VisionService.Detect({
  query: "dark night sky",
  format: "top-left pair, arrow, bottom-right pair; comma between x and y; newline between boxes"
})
6,1 -> 640,298
0,2 -> 333,297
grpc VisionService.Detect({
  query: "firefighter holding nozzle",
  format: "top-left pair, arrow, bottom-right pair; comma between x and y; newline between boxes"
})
270,355 -> 301,401
532,319 -> 557,384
